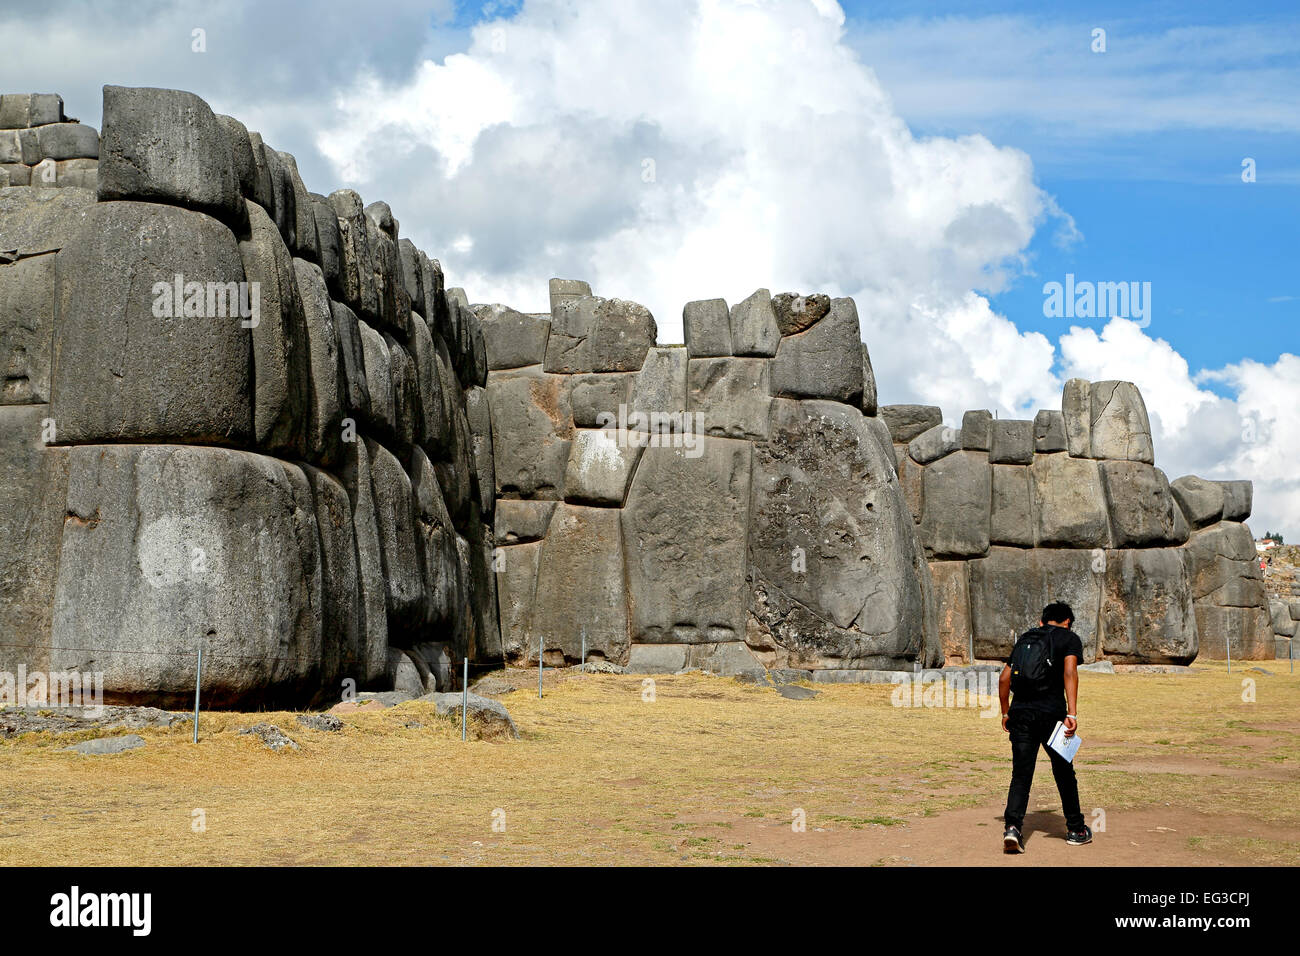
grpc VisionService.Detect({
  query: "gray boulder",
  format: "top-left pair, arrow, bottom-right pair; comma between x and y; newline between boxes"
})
240,200 -> 310,456
920,450 -> 991,558
1270,600 -> 1297,637
423,691 -> 518,739
908,423 -> 960,465
66,734 -> 145,755
960,410 -> 992,451
881,405 -> 943,444
34,122 -> 98,161
623,437 -> 751,645
861,342 -> 878,417
531,504 -> 628,663
51,446 -> 323,707
51,200 -> 252,444
687,357 -> 772,441
749,399 -> 938,669
729,288 -> 780,357
1170,475 -> 1225,528
1099,460 -> 1189,547
548,277 -> 591,314
1089,380 -> 1154,463
487,368 -> 573,498
683,298 -> 732,357
97,86 -> 243,228
769,297 -> 864,405
1218,480 -> 1253,521
772,292 -> 831,336
989,419 -> 1034,465
216,114 -> 273,212
1099,548 -> 1196,664
1033,409 -> 1067,453
1029,453 -> 1111,548
478,304 -> 550,370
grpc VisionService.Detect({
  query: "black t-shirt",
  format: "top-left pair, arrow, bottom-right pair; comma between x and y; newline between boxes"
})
1004,625 -> 1083,716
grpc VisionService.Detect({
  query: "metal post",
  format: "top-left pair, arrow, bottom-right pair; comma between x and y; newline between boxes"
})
581,633 -> 586,669
192,647 -> 203,744
1290,638 -> 1293,674
538,635 -> 544,698
461,657 -> 468,741
1226,635 -> 1231,674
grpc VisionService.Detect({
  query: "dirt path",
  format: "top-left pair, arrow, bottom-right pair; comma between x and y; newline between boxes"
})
667,804 -> 1296,866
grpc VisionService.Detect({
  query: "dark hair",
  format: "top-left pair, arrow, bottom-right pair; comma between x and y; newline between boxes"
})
1042,602 -> 1074,627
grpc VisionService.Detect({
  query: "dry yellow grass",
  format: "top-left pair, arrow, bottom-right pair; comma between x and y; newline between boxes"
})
1,660 -> 1297,865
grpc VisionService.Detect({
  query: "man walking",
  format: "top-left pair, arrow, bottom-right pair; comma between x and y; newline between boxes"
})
999,602 -> 1091,853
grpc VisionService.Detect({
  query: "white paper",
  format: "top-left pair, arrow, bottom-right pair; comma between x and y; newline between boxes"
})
1047,720 -> 1082,763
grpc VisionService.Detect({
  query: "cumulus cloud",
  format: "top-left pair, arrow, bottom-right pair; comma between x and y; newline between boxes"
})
2,0 -> 1293,534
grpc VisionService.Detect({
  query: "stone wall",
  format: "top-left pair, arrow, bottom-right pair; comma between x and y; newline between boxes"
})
888,383 -> 1272,663
481,286 -> 941,676
0,87 -> 500,707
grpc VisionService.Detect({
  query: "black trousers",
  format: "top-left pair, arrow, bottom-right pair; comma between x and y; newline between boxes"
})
1003,708 -> 1085,832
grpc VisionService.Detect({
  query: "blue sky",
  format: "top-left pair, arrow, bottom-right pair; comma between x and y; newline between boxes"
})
839,0 -> 1300,384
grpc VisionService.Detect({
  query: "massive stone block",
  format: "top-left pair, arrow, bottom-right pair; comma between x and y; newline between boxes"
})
881,404 -> 943,444
630,346 -> 688,429
464,386 -> 496,516
548,277 -> 590,314
487,367 -> 573,499
929,560 -> 973,662
216,114 -> 273,214
311,193 -> 344,298
240,200 -> 310,456
1089,380 -> 1154,463
478,304 -> 550,370
990,463 -> 1035,547
97,86 -> 243,228
337,437 -> 389,685
1099,460 -> 1188,547
1170,475 -> 1225,528
0,252 -> 56,404
920,450 -> 991,558
968,547 -> 1102,661
494,500 -> 557,545
1195,604 -> 1273,660
769,297 -> 864,405
1062,378 -> 1091,458
330,300 -> 371,423
989,419 -> 1033,465
301,464 -> 362,687
408,313 -> 449,452
569,372 -> 631,428
357,320 -> 395,440
49,445 -> 323,707
729,288 -> 780,357
1099,548 -> 1196,664
329,189 -> 380,323
1029,453 -> 1111,548
623,437 -> 751,645
0,93 -> 64,128
34,123 -> 98,161
908,423 -> 960,464
0,406 -> 69,675
771,292 -> 831,336
496,540 -> 541,660
0,184 -> 96,258
683,298 -> 731,357
409,446 -> 459,633
1183,521 -> 1264,607
688,357 -> 772,441
292,258 -> 346,465
51,200 -> 252,445
563,428 -> 644,506
531,504 -> 628,663
544,296 -> 655,373
748,400 -> 938,669
385,333 -> 420,459
861,342 -> 878,417
1218,480 -> 1253,522
1033,409 -> 1067,453
364,438 -> 424,633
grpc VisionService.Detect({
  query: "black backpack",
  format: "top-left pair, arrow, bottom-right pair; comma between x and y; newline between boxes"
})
1009,628 -> 1054,697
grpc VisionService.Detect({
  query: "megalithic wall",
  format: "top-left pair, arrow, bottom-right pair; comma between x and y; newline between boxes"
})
481,285 -> 942,677
887,382 -> 1272,664
0,87 -> 501,707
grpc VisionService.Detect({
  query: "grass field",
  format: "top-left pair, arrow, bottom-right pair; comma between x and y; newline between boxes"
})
2,661 -> 1297,866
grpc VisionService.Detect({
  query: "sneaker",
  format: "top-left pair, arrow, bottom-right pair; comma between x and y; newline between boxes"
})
1003,825 -> 1024,853
1066,825 -> 1093,846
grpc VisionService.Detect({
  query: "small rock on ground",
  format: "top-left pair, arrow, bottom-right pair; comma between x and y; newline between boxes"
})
420,692 -> 518,739
777,684 -> 819,700
295,714 -> 342,732
64,734 -> 146,755
239,723 -> 299,751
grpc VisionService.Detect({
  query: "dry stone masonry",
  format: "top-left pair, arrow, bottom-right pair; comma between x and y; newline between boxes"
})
0,86 -> 1275,709
891,385 -> 1271,663
1,87 -> 498,707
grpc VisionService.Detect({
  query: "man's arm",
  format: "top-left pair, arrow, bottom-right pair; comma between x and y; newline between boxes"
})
1063,655 -> 1079,737
999,665 -> 1012,732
